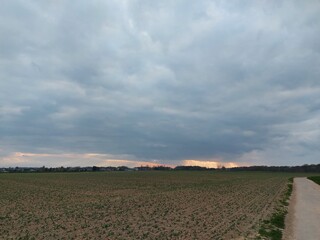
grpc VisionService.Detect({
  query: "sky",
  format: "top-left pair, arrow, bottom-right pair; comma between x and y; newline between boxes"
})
1,0 -> 320,168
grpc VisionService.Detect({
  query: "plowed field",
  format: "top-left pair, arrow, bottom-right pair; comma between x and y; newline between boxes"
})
0,171 -> 290,239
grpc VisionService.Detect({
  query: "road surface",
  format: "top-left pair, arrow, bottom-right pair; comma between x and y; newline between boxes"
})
283,177 -> 320,240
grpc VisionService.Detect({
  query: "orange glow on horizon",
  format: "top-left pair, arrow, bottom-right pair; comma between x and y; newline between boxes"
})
2,152 -> 248,169
1,152 -> 175,168
183,160 -> 247,168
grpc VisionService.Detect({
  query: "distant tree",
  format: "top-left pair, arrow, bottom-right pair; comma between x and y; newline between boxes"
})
117,166 -> 130,171
153,166 -> 172,171
92,166 -> 100,171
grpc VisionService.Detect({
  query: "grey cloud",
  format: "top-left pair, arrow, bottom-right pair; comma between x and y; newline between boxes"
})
1,0 -> 320,167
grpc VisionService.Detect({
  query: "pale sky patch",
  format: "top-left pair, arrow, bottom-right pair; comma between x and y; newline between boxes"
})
183,160 -> 246,168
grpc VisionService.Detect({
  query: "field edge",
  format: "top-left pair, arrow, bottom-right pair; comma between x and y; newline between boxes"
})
256,177 -> 293,240
307,176 -> 320,185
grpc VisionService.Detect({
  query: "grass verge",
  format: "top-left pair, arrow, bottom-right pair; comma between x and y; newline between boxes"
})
308,176 -> 320,185
257,177 -> 293,240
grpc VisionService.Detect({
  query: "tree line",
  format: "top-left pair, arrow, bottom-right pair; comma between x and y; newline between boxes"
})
1,163 -> 320,173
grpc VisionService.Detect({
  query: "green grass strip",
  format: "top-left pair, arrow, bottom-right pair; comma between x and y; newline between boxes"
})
257,177 -> 293,240
308,176 -> 320,185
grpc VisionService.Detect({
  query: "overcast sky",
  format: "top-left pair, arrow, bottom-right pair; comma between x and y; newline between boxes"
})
1,0 -> 320,167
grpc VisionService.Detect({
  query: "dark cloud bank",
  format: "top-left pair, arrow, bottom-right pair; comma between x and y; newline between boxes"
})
1,0 -> 320,167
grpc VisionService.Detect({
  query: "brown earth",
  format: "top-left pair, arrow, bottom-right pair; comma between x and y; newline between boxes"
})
0,172 -> 289,239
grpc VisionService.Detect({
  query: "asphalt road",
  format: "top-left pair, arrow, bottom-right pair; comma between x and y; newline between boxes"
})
283,177 -> 320,240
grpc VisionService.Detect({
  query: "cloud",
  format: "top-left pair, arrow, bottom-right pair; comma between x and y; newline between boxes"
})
1,0 -> 320,167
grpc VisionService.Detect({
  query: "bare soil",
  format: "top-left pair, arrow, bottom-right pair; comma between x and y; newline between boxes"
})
0,172 -> 289,239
